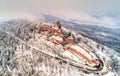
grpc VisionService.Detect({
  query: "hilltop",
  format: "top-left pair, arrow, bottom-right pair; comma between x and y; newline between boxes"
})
0,19 -> 118,76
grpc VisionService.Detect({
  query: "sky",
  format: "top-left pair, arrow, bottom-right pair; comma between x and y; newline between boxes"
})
0,0 -> 120,27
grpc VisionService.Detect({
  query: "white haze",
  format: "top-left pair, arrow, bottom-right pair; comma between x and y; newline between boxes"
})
0,0 -> 120,28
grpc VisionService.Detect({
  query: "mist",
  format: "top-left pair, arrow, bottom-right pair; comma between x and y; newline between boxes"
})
0,0 -> 120,27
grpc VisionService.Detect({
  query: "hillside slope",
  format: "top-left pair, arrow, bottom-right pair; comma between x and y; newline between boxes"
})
0,19 -> 118,76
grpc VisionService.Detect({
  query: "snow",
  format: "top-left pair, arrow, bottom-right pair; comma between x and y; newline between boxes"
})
95,32 -> 109,36
0,19 -> 119,76
103,72 -> 115,76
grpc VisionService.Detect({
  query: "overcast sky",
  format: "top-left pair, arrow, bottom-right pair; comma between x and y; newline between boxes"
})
0,0 -> 120,27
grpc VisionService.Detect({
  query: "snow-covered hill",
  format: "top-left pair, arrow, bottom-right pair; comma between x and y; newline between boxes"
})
41,15 -> 120,53
0,19 -> 119,76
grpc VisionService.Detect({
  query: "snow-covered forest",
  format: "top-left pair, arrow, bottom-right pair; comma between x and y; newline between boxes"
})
0,19 -> 119,76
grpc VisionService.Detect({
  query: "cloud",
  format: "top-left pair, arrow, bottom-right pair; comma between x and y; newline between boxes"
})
0,0 -> 120,27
